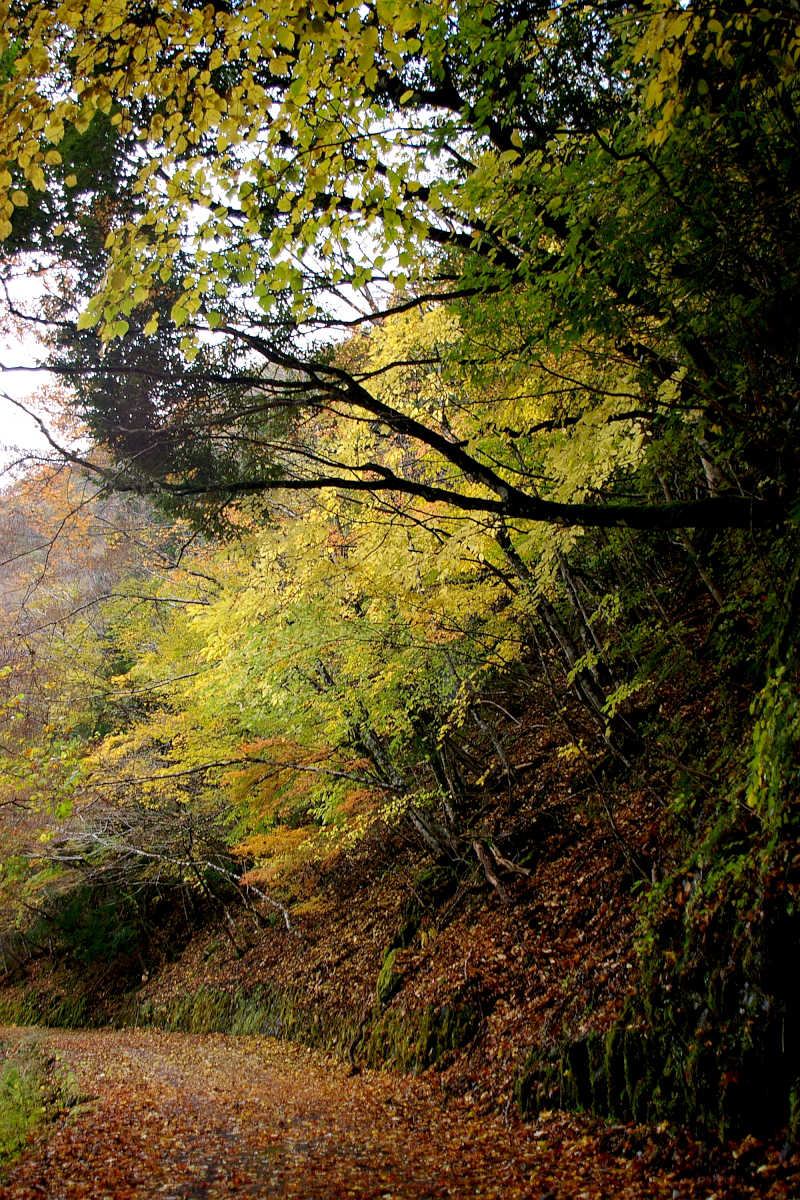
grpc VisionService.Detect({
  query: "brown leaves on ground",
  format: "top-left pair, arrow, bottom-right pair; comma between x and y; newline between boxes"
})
0,1027 -> 795,1200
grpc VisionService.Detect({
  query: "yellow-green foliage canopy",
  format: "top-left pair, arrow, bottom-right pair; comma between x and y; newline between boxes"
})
2,0 -> 797,531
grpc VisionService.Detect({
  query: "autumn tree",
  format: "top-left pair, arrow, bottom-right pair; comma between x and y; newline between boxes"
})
0,0 -> 796,534
0,461 -> 250,968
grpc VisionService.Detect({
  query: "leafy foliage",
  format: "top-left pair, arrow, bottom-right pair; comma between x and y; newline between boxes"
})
0,0 -> 799,1152
2,0 -> 797,530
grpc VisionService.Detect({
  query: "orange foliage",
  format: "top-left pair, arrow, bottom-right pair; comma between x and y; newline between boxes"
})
232,826 -> 311,861
339,788 -> 379,817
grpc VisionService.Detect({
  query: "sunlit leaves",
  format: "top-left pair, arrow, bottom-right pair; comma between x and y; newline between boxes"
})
0,0 -> 484,340
1,0 -> 796,545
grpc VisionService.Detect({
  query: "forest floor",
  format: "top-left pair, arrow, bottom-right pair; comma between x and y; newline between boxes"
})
0,1026 -> 796,1200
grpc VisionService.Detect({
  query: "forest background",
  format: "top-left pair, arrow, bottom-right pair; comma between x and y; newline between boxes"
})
0,0 -> 799,1152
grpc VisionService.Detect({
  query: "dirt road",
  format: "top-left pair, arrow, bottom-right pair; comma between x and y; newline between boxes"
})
0,1027 -> 794,1198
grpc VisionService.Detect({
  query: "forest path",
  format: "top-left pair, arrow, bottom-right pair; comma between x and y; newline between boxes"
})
0,1026 -> 779,1199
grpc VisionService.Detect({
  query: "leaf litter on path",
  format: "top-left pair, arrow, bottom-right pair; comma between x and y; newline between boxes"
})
0,1027 -> 794,1199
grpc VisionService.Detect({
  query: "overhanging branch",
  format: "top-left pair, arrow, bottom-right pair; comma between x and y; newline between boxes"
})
2,378 -> 785,531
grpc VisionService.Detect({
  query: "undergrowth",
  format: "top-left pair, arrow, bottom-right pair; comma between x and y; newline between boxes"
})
0,1033 -> 80,1176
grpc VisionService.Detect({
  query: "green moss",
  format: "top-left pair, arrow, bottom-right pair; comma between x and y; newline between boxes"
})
586,1033 -> 607,1115
604,1025 -> 626,1117
118,983 -> 363,1064
0,1045 -> 45,1171
417,1001 -> 479,1065
515,988 -> 800,1142
0,989 -> 90,1030
515,1024 -> 672,1129
376,948 -> 403,1007
363,998 -> 479,1072
789,1079 -> 800,1144
0,1034 -> 81,1176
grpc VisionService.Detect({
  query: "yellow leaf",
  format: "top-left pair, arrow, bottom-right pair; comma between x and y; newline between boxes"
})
25,164 -> 46,191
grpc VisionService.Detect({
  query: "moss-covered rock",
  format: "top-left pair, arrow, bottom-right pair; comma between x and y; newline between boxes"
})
515,1023 -> 671,1129
364,998 -> 480,1072
376,948 -> 403,1007
0,988 -> 91,1030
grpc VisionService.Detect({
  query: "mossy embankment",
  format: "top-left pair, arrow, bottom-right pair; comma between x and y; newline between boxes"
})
0,1030 -> 81,1177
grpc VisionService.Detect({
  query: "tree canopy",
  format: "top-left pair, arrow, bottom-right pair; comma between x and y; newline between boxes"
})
1,0 -> 798,529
